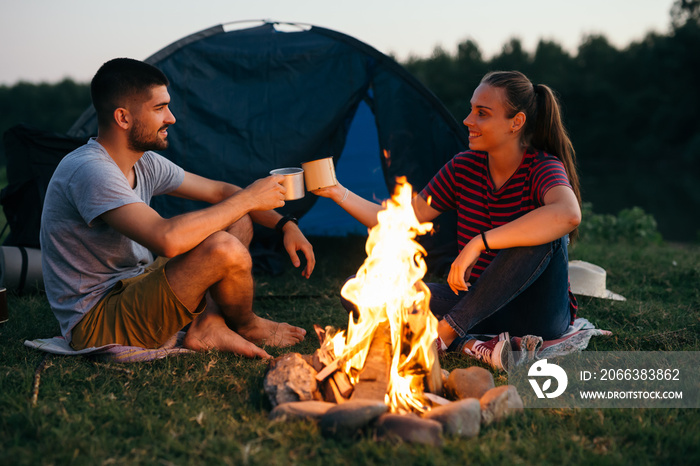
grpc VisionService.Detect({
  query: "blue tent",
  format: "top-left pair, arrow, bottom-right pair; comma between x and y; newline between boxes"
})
64,21 -> 470,271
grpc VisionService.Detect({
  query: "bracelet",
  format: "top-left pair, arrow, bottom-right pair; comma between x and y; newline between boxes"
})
480,231 -> 493,253
339,188 -> 349,204
275,214 -> 298,233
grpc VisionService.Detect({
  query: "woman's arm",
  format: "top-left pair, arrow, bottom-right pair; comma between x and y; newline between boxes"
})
312,183 -> 442,227
479,185 -> 581,250
312,183 -> 383,228
446,185 -> 581,294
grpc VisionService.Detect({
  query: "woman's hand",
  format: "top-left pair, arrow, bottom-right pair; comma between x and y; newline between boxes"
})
311,183 -> 346,203
311,183 -> 381,228
447,238 -> 483,294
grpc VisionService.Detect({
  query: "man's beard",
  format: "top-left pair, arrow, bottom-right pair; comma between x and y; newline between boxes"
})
127,120 -> 169,152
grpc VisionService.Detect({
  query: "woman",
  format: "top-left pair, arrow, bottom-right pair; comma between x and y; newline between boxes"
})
314,71 -> 581,373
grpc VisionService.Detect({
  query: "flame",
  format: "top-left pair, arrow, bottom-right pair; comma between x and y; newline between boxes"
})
326,177 -> 438,413
382,149 -> 391,167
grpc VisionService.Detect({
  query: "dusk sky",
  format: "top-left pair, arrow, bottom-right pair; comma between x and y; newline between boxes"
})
0,0 -> 675,85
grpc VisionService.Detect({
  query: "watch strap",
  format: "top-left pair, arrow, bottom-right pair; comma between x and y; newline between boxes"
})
275,214 -> 298,233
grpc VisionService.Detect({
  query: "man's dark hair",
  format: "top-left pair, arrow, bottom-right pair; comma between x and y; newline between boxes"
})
91,58 -> 169,127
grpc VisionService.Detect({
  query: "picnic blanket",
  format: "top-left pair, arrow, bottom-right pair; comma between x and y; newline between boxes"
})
24,317 -> 610,364
509,317 -> 612,366
24,331 -> 192,363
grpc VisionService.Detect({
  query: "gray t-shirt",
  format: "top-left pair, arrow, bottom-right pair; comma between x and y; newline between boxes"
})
40,138 -> 185,339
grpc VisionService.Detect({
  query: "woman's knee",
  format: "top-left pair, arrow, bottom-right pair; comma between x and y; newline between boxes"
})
426,282 -> 463,319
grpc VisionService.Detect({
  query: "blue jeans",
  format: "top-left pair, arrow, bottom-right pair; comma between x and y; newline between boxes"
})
428,236 -> 572,340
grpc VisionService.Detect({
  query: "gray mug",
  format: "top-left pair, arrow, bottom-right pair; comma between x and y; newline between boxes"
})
270,168 -> 305,200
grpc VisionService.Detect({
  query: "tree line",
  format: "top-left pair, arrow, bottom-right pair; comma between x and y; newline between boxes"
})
1,1 -> 698,241
0,79 -> 91,142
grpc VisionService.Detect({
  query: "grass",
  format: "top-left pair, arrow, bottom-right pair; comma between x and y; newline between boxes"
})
1,235 -> 699,465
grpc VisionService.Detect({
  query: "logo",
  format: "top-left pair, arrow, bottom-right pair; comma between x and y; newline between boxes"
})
528,359 -> 568,398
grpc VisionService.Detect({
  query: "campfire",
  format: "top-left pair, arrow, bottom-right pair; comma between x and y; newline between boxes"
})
264,178 -> 523,444
313,177 -> 441,412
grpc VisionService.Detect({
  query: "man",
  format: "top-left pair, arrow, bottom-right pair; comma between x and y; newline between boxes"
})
40,58 -> 315,359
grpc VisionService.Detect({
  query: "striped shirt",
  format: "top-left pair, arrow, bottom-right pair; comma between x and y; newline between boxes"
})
421,148 -> 578,321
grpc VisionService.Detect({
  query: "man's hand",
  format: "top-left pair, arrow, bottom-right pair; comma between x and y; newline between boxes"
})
281,222 -> 316,278
240,175 -> 287,211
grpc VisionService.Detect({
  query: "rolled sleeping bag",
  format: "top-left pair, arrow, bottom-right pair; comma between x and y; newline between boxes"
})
0,246 -> 44,292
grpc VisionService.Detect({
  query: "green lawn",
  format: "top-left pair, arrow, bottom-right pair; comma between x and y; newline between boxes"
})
1,235 -> 699,465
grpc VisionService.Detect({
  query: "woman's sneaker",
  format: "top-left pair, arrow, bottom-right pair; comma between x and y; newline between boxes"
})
435,336 -> 448,355
463,332 -> 514,373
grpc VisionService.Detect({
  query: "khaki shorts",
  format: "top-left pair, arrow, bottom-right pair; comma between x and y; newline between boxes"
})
70,257 -> 206,350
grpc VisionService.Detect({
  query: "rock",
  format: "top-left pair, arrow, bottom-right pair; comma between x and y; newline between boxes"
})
441,369 -> 450,386
320,399 -> 388,437
376,413 -> 443,446
263,352 -> 321,407
445,367 -> 495,400
423,398 -> 481,437
479,385 -> 524,425
269,401 -> 337,422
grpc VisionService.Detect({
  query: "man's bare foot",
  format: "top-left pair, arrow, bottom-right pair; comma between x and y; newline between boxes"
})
236,315 -> 306,348
184,310 -> 272,359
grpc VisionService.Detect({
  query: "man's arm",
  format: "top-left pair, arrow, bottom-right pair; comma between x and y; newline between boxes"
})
174,171 -> 315,277
101,174 -> 286,258
103,171 -> 316,277
170,171 -> 288,229
169,171 -> 241,203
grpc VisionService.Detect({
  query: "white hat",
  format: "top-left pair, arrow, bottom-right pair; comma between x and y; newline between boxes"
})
568,260 -> 626,301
